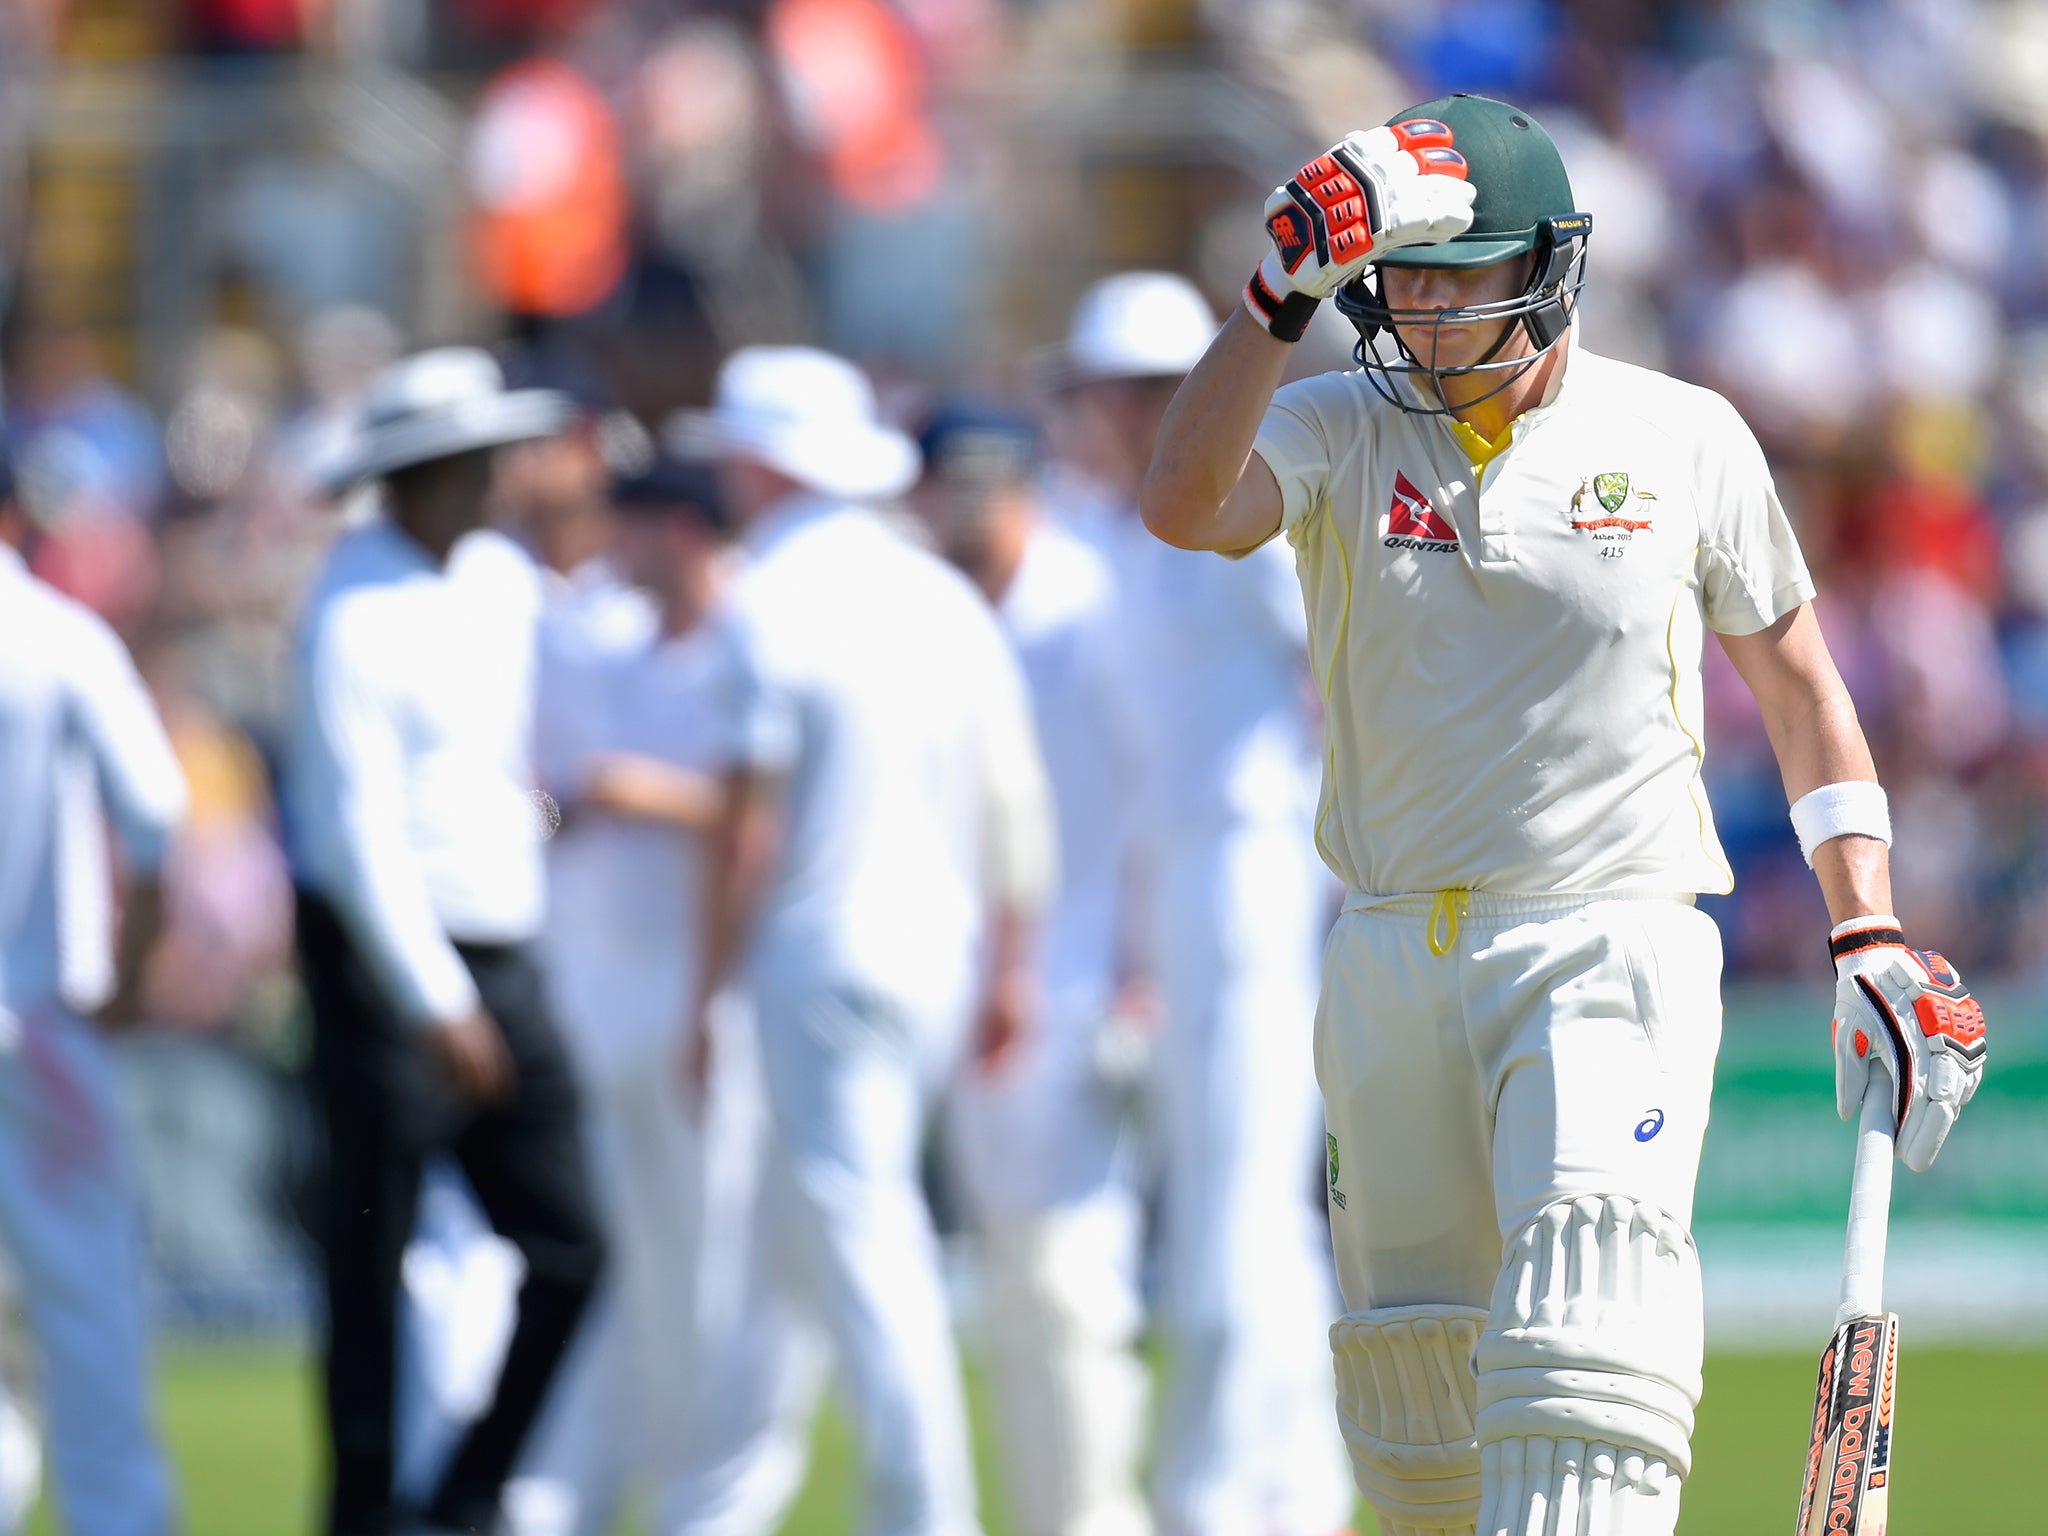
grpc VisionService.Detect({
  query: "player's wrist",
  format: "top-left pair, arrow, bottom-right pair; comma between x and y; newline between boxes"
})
1790,781 -> 1890,867
1243,252 -> 1320,342
1828,913 -> 1905,968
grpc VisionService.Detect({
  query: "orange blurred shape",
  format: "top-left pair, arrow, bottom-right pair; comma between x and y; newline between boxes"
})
1874,472 -> 2001,605
767,0 -> 944,213
468,58 -> 630,319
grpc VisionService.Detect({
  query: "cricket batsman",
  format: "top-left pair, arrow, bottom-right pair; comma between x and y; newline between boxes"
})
1140,92 -> 1991,1535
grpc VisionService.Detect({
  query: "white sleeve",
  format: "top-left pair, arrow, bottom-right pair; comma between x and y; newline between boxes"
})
534,616 -> 618,798
1250,375 -> 1339,548
974,615 -> 1056,914
305,612 -> 479,1026
717,608 -> 802,775
64,614 -> 187,875
1694,393 -> 1817,635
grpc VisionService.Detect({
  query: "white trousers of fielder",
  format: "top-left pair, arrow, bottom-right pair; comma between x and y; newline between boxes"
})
1317,893 -> 1722,1536
1149,821 -> 1353,1536
751,973 -> 982,1536
506,990 -> 817,1536
0,1007 -> 173,1536
947,981 -> 1149,1536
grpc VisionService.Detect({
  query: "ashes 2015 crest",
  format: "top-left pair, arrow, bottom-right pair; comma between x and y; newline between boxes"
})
1570,472 -> 1654,558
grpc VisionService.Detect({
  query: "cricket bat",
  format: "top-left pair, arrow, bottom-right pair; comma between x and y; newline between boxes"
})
1794,1077 -> 1901,1535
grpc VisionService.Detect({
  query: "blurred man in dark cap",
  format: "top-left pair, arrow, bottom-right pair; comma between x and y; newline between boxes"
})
290,348 -> 607,1536
512,443 -> 813,1536
917,405 -> 1153,1536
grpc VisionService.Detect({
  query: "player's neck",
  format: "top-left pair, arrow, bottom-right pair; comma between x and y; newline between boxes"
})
1441,332 -> 1570,444
654,551 -> 724,639
974,507 -> 1034,606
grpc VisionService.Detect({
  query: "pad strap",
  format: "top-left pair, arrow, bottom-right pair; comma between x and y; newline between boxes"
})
1788,781 -> 1891,867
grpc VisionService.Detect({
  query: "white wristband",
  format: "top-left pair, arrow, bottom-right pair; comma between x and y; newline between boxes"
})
1789,781 -> 1891,867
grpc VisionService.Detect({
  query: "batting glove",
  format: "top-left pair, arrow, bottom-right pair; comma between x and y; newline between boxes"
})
1242,121 -> 1477,342
1830,915 -> 1987,1172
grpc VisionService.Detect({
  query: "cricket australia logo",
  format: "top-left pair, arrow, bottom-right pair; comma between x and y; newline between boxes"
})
1326,1133 -> 1346,1210
1570,471 -> 1654,558
1384,471 -> 1459,553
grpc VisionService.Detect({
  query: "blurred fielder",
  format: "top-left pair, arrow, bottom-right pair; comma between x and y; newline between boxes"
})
512,445 -> 818,1536
916,405 -> 1151,1536
292,350 -> 606,1536
0,450 -> 181,1535
1143,92 -> 1989,1536
686,348 -> 1055,1536
1048,275 -> 1354,1536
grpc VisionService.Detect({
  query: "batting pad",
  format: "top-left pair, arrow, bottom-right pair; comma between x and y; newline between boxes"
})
1473,1194 -> 1701,1535
1330,1303 -> 1487,1535
1478,1435 -> 1680,1536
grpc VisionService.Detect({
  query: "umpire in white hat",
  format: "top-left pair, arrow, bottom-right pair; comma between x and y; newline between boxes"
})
289,348 -> 606,1536
683,347 -> 1055,1536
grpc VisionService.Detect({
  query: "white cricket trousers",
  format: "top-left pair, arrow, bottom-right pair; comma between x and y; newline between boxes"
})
0,1008 -> 173,1536
753,975 -> 982,1536
508,996 -> 820,1536
1316,893 -> 1723,1536
947,987 -> 1149,1536
1149,821 -> 1353,1536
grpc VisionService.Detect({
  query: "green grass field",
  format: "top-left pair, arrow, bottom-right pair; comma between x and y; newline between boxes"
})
25,1343 -> 2040,1534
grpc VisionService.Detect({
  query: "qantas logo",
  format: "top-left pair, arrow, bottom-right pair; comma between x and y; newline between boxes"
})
1383,472 -> 1458,553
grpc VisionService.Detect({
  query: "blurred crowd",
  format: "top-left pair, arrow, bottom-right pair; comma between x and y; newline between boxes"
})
9,0 -> 2048,1010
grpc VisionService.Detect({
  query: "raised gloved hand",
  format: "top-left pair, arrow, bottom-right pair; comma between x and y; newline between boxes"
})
1243,121 -> 1477,342
1829,916 -> 1987,1172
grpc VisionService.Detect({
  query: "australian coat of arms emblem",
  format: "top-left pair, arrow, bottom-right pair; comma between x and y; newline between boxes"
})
1570,472 -> 1653,556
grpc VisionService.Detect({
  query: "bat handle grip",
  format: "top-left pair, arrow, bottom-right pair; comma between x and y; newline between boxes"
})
1836,1074 -> 1896,1328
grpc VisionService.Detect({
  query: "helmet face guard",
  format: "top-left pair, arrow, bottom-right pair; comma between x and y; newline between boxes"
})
1334,212 -> 1593,416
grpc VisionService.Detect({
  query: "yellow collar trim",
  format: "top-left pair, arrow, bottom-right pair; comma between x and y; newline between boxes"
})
1450,418 -> 1515,472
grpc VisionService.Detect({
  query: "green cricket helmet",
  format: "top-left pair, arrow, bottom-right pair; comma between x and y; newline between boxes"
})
1334,93 -> 1593,413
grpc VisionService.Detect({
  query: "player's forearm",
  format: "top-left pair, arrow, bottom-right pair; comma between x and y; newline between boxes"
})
1720,607 -> 1893,922
1140,309 -> 1290,551
98,878 -> 164,1028
1757,671 -> 1893,922
985,904 -> 1037,996
694,768 -> 781,1011
1811,836 -> 1893,928
582,754 -> 725,830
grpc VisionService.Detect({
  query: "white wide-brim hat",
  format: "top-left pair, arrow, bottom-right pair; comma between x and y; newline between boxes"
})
1040,270 -> 1219,389
667,346 -> 920,503
315,347 -> 575,495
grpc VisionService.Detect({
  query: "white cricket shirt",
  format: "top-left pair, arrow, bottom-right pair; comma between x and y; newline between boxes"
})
532,555 -> 657,798
0,546 -> 187,1021
716,495 -> 1051,1023
1103,507 -> 1320,841
999,518 -> 1138,1016
1251,346 -> 1814,897
289,522 -> 547,1025
538,572 -> 721,1081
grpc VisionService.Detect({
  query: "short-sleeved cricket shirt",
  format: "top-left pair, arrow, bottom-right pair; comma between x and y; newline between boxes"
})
1251,345 -> 1814,897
